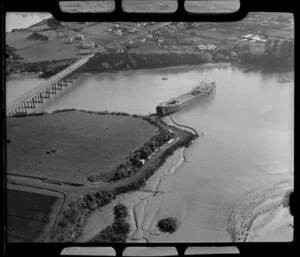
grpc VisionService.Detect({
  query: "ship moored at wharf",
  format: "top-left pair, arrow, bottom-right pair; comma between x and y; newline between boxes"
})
156,81 -> 216,117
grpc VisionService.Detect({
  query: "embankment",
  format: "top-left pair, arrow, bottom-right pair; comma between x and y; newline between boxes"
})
168,115 -> 198,136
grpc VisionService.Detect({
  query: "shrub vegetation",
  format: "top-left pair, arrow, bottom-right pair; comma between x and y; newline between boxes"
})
157,217 -> 178,233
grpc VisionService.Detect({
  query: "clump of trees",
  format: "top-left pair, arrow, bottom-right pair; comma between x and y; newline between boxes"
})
39,60 -> 74,78
27,32 -> 48,41
87,126 -> 172,183
264,38 -> 294,66
6,44 -> 24,75
157,217 -> 178,233
6,45 -> 23,60
54,191 -> 114,242
46,17 -> 62,29
239,38 -> 294,68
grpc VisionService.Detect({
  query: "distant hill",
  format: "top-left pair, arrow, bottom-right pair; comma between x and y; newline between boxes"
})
28,17 -> 62,31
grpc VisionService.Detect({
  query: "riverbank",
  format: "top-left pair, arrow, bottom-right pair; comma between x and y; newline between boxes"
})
6,49 -> 294,82
227,179 -> 293,242
7,59 -> 293,243
27,110 -> 198,242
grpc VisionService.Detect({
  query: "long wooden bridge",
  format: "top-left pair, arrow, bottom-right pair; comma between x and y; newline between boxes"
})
6,22 -> 172,117
6,54 -> 94,116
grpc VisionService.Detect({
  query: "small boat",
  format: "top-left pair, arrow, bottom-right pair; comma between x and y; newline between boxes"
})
278,78 -> 290,83
161,77 -> 168,80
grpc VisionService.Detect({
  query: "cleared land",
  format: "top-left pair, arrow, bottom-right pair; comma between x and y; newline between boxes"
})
17,40 -> 77,62
7,111 -> 158,183
6,31 -> 40,49
7,186 -> 63,242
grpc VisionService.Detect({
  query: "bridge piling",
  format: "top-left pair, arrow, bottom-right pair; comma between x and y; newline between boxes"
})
7,54 -> 94,116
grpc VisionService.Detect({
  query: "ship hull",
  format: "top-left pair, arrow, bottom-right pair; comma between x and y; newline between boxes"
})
156,85 -> 216,117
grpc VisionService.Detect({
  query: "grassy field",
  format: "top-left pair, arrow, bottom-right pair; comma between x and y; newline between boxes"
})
6,31 -> 40,49
7,111 -> 158,183
17,40 -> 78,62
7,188 -> 61,242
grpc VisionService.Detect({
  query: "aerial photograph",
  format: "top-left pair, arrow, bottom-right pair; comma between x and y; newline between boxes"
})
5,0 -> 293,247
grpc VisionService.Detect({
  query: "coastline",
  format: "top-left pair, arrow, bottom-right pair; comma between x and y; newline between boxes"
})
7,60 -> 293,243
227,179 -> 293,242
6,50 -> 294,82
35,109 -> 198,242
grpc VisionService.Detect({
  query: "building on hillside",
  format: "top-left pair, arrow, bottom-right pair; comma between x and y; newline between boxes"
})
157,39 -> 164,45
64,38 -> 74,44
230,51 -> 238,58
114,29 -> 122,36
128,28 -> 137,33
207,44 -> 218,50
241,34 -> 267,43
115,45 -> 127,53
242,34 -> 254,39
80,41 -> 95,49
251,35 -> 267,42
73,34 -> 85,41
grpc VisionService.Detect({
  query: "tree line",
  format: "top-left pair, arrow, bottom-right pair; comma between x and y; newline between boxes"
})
240,38 -> 294,68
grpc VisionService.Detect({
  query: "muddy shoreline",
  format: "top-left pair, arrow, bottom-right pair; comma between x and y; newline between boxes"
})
28,109 -> 198,242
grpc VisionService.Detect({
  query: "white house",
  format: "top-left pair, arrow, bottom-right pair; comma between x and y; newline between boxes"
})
80,41 -> 95,49
73,34 -> 84,42
207,44 -> 217,50
251,35 -> 267,42
157,39 -> 164,45
198,44 -> 208,50
242,34 -> 254,39
114,29 -> 122,36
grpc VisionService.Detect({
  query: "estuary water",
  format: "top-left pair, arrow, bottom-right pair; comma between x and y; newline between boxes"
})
7,64 -> 294,242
